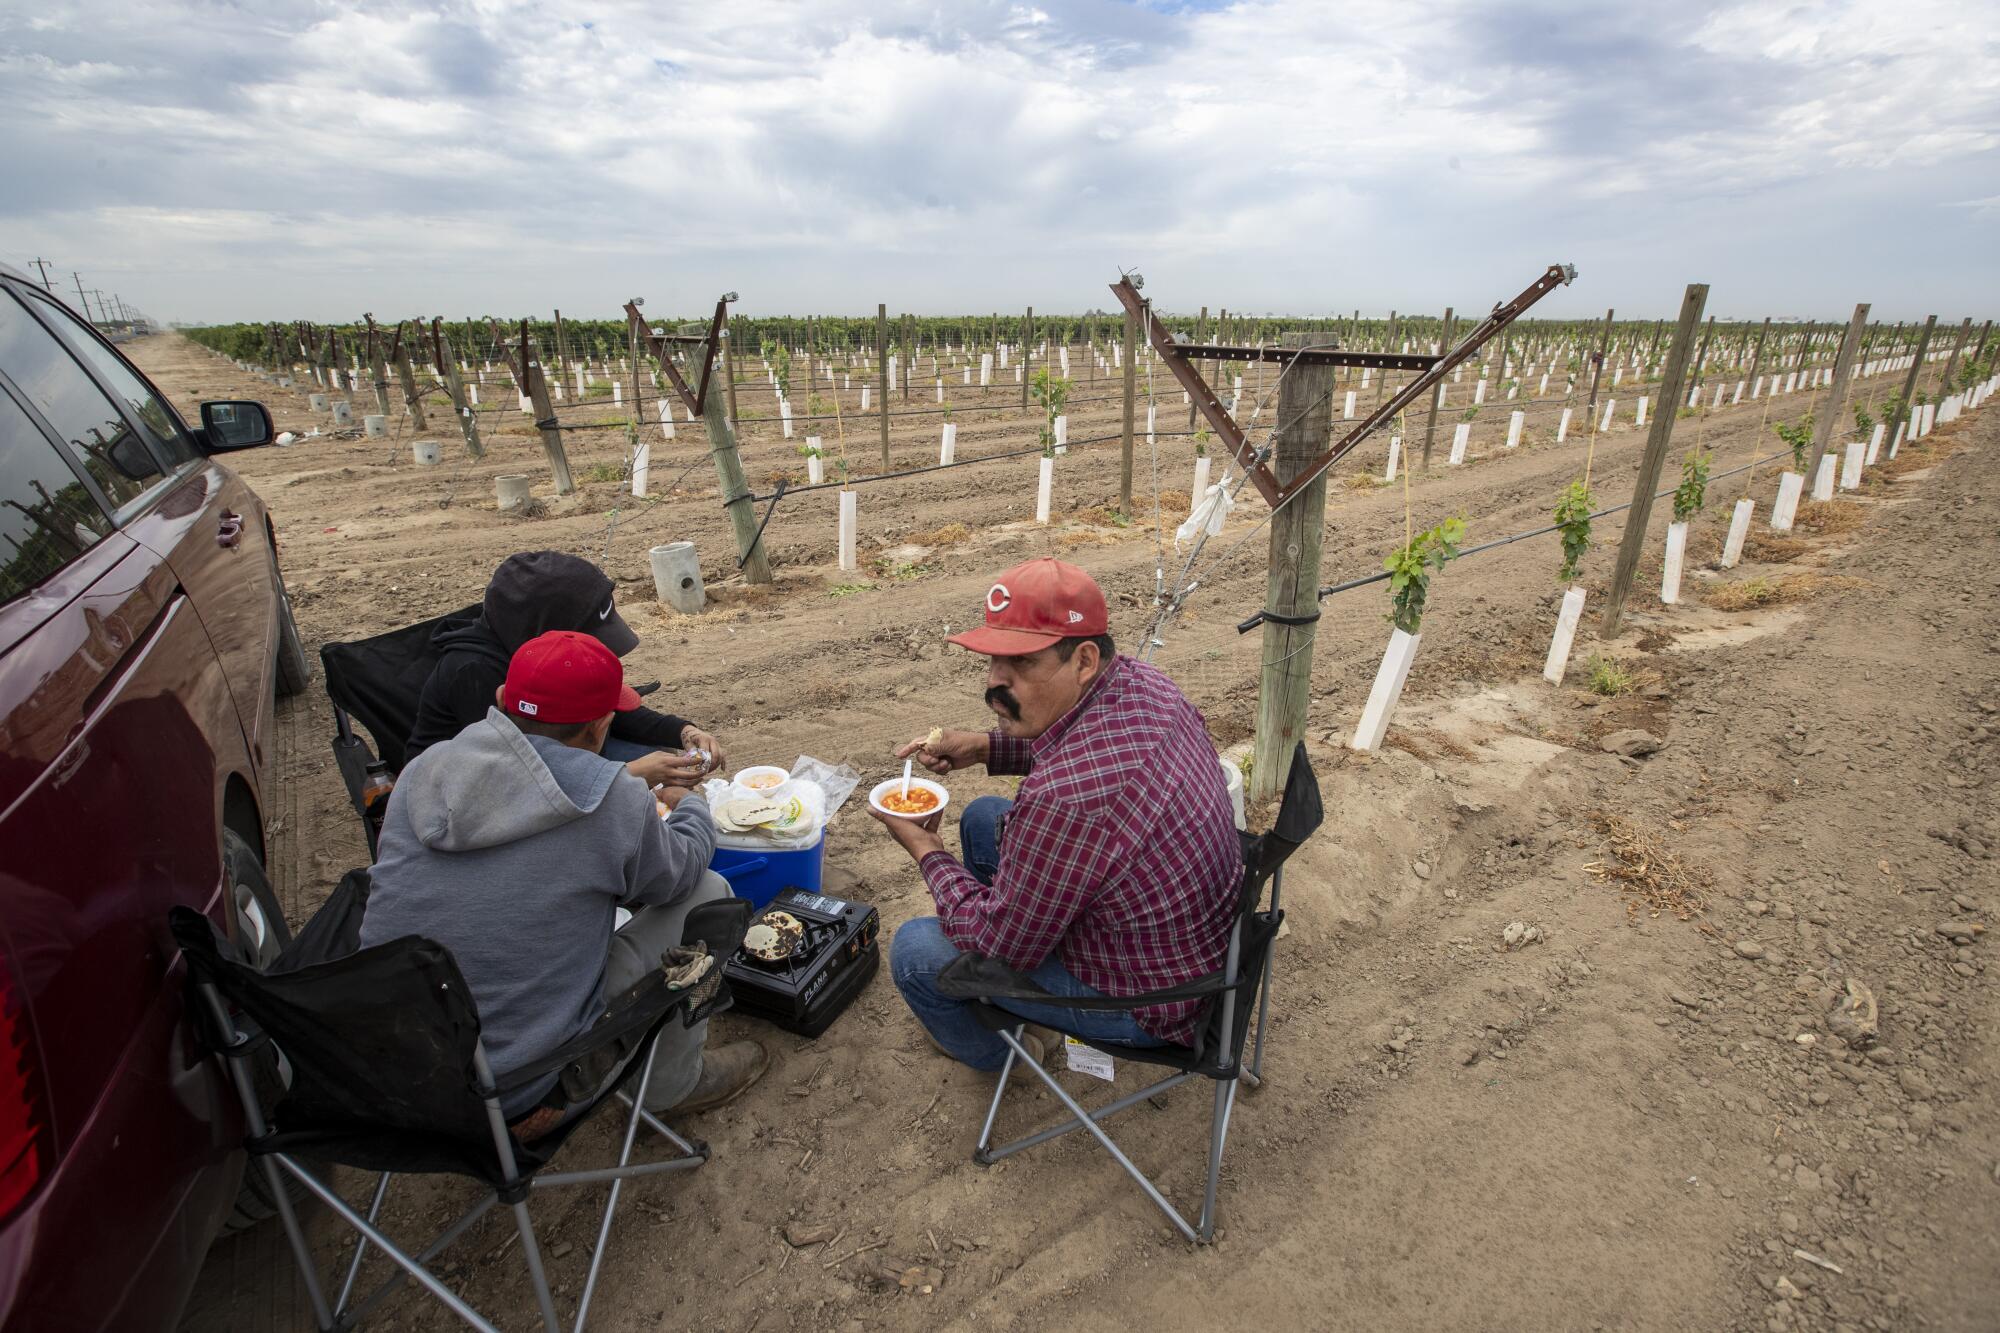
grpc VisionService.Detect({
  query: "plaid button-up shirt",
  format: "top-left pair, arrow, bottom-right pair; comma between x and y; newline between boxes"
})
919,655 -> 1242,1044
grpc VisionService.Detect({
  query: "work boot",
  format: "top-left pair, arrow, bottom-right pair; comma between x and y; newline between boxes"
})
669,1039 -> 770,1114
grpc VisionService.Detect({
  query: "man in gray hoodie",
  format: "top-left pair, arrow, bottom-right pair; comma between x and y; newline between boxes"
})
361,629 -> 768,1122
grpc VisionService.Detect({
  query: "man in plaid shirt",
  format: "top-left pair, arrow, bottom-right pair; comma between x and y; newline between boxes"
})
871,558 -> 1241,1071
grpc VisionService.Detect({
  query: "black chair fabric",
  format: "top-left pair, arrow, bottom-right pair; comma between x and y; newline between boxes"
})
170,887 -> 752,1189
936,741 -> 1320,1079
318,604 -> 479,775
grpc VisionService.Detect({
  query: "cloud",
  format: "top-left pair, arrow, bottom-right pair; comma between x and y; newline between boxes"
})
0,0 -> 1994,321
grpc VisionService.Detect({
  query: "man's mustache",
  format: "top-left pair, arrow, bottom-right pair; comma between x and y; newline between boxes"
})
985,686 -> 1022,721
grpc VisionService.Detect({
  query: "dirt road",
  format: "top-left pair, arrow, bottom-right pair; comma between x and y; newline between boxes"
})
157,333 -> 1995,1332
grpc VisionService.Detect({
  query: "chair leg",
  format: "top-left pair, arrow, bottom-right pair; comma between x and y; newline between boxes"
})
1197,1075 -> 1239,1242
573,1033 -> 663,1332
971,1026 -> 1020,1164
263,1154 -> 335,1330
994,1030 -> 1201,1245
334,1172 -> 393,1316
511,1201 -> 562,1333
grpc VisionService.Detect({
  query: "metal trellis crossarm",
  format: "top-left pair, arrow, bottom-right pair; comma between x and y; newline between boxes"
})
1107,262 -> 1576,508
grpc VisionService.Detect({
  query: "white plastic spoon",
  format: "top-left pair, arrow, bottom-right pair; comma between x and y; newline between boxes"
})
901,758 -> 913,799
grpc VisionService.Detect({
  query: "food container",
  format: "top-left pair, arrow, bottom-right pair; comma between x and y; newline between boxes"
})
733,765 -> 790,792
867,776 -> 951,821
711,837 -> 824,909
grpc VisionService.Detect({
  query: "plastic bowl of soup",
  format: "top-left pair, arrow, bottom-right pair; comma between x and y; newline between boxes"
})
734,765 -> 790,792
868,775 -> 950,821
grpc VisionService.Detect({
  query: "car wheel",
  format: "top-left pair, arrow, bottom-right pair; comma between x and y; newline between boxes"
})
273,569 -> 309,699
218,831 -> 311,1234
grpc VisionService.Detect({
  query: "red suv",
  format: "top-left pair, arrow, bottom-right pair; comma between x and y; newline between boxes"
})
0,265 -> 307,1328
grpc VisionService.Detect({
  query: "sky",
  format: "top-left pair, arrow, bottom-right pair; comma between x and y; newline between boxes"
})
2,0 -> 1996,325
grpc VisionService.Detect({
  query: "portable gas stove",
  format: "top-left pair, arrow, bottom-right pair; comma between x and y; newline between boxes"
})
722,888 -> 879,1037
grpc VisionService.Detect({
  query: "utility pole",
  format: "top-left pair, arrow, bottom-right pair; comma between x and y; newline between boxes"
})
71,274 -> 92,321
1807,302 -> 1869,473
1600,283 -> 1707,639
1250,332 -> 1337,802
1421,306 -> 1455,469
29,259 -> 54,292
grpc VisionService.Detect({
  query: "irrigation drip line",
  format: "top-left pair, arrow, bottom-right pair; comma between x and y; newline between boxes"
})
741,431 -> 1201,503
1232,445 -> 1802,634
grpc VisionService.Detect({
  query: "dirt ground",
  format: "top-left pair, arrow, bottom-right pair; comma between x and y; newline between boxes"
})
150,330 -> 1998,1333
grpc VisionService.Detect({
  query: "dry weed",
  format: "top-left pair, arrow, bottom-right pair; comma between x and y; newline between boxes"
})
1703,572 -> 1866,611
1070,505 -> 1134,528
1741,530 -> 1812,564
1585,812 -> 1709,921
912,522 -> 971,546
1793,500 -> 1864,534
1057,529 -> 1121,549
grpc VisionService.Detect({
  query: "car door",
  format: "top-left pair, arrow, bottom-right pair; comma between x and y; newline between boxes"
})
0,304 -> 250,1325
19,289 -> 279,775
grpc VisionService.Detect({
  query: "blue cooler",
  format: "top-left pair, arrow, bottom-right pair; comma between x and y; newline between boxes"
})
710,835 -> 825,910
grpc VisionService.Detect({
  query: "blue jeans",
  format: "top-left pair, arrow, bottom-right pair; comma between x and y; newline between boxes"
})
600,737 -> 659,764
890,797 -> 1164,1071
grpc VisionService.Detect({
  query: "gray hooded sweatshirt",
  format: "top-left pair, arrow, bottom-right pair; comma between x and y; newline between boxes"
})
360,706 -> 715,1113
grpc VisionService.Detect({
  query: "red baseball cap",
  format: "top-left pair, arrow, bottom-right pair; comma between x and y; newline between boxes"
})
502,630 -> 643,724
947,558 -> 1109,656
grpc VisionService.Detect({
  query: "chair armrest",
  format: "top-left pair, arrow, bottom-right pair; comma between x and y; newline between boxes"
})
935,952 -> 1236,1011
493,897 -> 753,1098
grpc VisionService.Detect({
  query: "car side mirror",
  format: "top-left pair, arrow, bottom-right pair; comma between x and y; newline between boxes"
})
199,400 -> 274,452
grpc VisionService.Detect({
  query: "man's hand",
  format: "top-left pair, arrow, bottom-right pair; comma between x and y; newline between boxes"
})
895,728 -> 988,776
626,749 -> 709,789
869,804 -> 946,862
680,726 -> 725,773
654,784 -> 695,811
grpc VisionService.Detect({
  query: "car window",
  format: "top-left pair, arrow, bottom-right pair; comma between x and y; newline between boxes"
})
0,289 -> 164,511
27,291 -> 198,467
0,385 -> 113,604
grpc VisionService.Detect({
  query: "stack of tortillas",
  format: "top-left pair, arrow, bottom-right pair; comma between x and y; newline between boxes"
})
714,797 -> 784,834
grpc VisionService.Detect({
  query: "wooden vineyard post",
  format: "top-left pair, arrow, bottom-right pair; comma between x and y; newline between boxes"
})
693,337 -> 772,586
1937,316 -> 1974,394
1746,316 -> 1772,395
1016,308 -> 1032,408
518,319 -> 575,495
363,317 -> 393,418
628,310 -> 645,430
389,324 -> 428,431
1807,302 -> 1870,473
1421,307 -> 1454,468
876,304 -> 890,469
1582,307 -> 1615,430
724,316 -> 741,427
431,321 -> 482,459
902,313 -> 913,402
1187,305 -> 1208,428
1600,283 -> 1708,639
1887,315 -> 1937,447
553,309 -> 570,398
1250,334 -> 1337,803
1121,303 -> 1136,511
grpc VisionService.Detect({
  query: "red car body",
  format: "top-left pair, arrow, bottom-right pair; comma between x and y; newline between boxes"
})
0,267 -> 297,1329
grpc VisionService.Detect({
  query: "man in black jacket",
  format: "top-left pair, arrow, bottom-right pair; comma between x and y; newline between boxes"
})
405,551 -> 724,789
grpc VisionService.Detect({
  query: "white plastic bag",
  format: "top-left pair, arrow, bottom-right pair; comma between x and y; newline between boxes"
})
1175,476 -> 1234,546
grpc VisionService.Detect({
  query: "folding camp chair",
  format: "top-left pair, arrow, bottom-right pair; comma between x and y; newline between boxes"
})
319,604 -> 479,857
320,608 -> 664,856
937,740 -> 1322,1243
169,873 -> 751,1333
